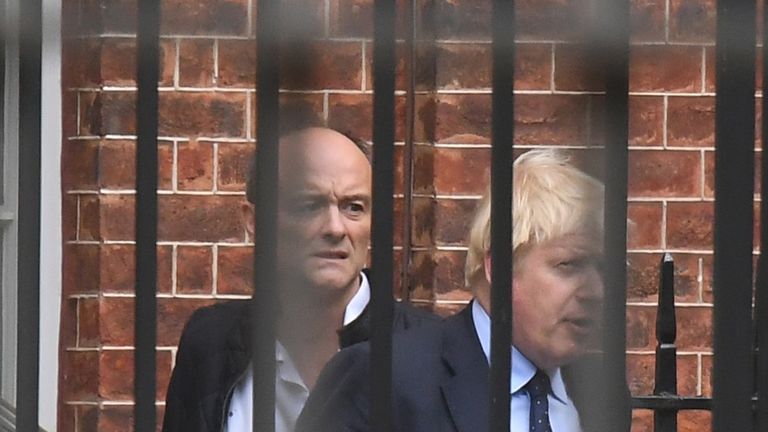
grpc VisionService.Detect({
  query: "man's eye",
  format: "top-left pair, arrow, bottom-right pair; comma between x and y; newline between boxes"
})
343,202 -> 366,215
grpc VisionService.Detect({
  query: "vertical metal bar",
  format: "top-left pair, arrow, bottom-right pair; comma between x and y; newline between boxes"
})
253,0 -> 280,430
598,0 -> 630,427
755,0 -> 768,428
713,0 -> 757,430
15,0 -> 41,429
371,0 -> 396,430
654,253 -> 678,432
400,0 -> 416,302
489,0 -> 514,430
135,0 -> 160,430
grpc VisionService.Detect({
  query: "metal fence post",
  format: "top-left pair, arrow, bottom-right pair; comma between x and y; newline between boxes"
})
15,0 -> 42,429
713,0 -> 757,430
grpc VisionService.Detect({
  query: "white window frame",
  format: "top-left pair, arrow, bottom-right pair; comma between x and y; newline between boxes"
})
0,0 -> 60,430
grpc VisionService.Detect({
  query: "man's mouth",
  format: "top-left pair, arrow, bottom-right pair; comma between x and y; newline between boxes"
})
314,250 -> 349,259
564,316 -> 597,333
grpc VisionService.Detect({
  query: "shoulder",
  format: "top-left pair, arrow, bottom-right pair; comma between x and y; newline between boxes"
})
175,299 -> 250,358
392,300 -> 440,330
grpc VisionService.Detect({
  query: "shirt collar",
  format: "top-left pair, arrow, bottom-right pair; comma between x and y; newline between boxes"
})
275,340 -> 307,390
343,272 -> 370,326
471,300 -> 569,404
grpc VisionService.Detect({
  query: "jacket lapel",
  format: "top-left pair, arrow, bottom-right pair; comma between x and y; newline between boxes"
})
440,306 -> 490,432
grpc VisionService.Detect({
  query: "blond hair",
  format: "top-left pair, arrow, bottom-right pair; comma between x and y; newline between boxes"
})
464,149 -> 604,288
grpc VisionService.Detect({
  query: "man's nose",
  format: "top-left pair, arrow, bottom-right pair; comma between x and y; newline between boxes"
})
577,267 -> 605,303
322,206 -> 347,239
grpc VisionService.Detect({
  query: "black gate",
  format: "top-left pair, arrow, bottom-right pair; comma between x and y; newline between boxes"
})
9,0 -> 768,431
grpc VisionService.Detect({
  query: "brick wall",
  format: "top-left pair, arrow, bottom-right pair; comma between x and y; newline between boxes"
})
58,0 -> 747,430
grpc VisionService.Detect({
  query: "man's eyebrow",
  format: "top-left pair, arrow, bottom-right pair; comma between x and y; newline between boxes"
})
343,194 -> 372,204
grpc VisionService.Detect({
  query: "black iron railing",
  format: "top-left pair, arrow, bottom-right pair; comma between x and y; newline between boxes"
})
6,0 -> 768,431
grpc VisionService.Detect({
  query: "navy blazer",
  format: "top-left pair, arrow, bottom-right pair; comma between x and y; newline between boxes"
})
296,304 -> 631,432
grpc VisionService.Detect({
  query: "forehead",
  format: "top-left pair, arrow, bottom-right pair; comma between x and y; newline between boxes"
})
278,128 -> 371,192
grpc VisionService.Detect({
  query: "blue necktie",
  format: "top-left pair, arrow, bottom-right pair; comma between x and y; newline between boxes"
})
525,370 -> 552,432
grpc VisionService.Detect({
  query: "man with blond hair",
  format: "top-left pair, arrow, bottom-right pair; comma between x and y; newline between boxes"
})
296,149 -> 631,432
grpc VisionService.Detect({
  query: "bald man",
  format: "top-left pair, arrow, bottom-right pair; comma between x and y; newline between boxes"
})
162,126 -> 436,432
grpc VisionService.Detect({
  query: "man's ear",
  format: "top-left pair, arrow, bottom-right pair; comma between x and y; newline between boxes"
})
240,201 -> 256,241
484,252 -> 492,284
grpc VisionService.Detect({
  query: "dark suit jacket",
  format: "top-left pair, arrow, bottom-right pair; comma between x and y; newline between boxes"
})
162,296 -> 437,432
296,304 -> 631,432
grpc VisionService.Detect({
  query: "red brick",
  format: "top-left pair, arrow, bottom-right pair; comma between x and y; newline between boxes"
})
177,246 -> 214,294
63,194 -> 78,242
672,253 -> 708,303
60,350 -> 99,401
517,0 -> 589,41
328,0 -> 410,38
327,94 -> 407,142
434,43 -> 490,90
516,94 -> 590,146
79,91 -> 103,136
217,246 -> 253,295
669,0 -> 715,43
627,252 -> 703,303
62,38 -> 101,88
99,139 -> 174,190
703,150 -> 763,199
79,298 -> 101,347
60,298 -> 78,348
364,42 -> 436,92
626,353 -> 654,394
161,0 -> 247,36
626,305 -> 656,350
216,40 -> 256,88
283,41 -> 363,90
627,252 -> 662,301
677,353 -> 700,395
275,0 -> 326,38
179,39 -> 215,87
411,197 -> 435,248
412,144 -> 436,194
701,354 -> 712,396
628,150 -> 701,198
58,404 -> 75,432
217,143 -> 253,192
434,199 -> 477,245
629,96 -> 664,147
100,194 -> 135,240
63,243 -> 100,296
667,96 -> 715,147
679,411 -> 712,432
704,47 -> 714,93
433,147 -> 489,195
99,350 -> 172,400
629,46 -> 702,93
631,410 -> 653,432
554,44 -> 605,92
99,245 -> 172,294
62,140 -> 99,190
101,38 -> 175,86
409,250 -> 436,301
631,0 -> 666,42
666,202 -> 714,250
77,405 -> 100,432
157,195 -> 244,242
99,91 -> 136,135
677,307 -> 712,350
433,94 -> 490,143
79,195 -> 101,241
433,250 -> 470,301
101,0 -> 137,34
100,297 -> 216,346
178,140 -> 214,191
159,92 -> 247,137
628,202 -> 663,249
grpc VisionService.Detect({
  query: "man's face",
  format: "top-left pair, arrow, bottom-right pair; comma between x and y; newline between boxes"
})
505,234 -> 604,369
276,128 -> 372,296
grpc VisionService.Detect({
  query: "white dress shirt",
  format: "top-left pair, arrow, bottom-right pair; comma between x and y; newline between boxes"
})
472,301 -> 582,432
224,273 -> 371,432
